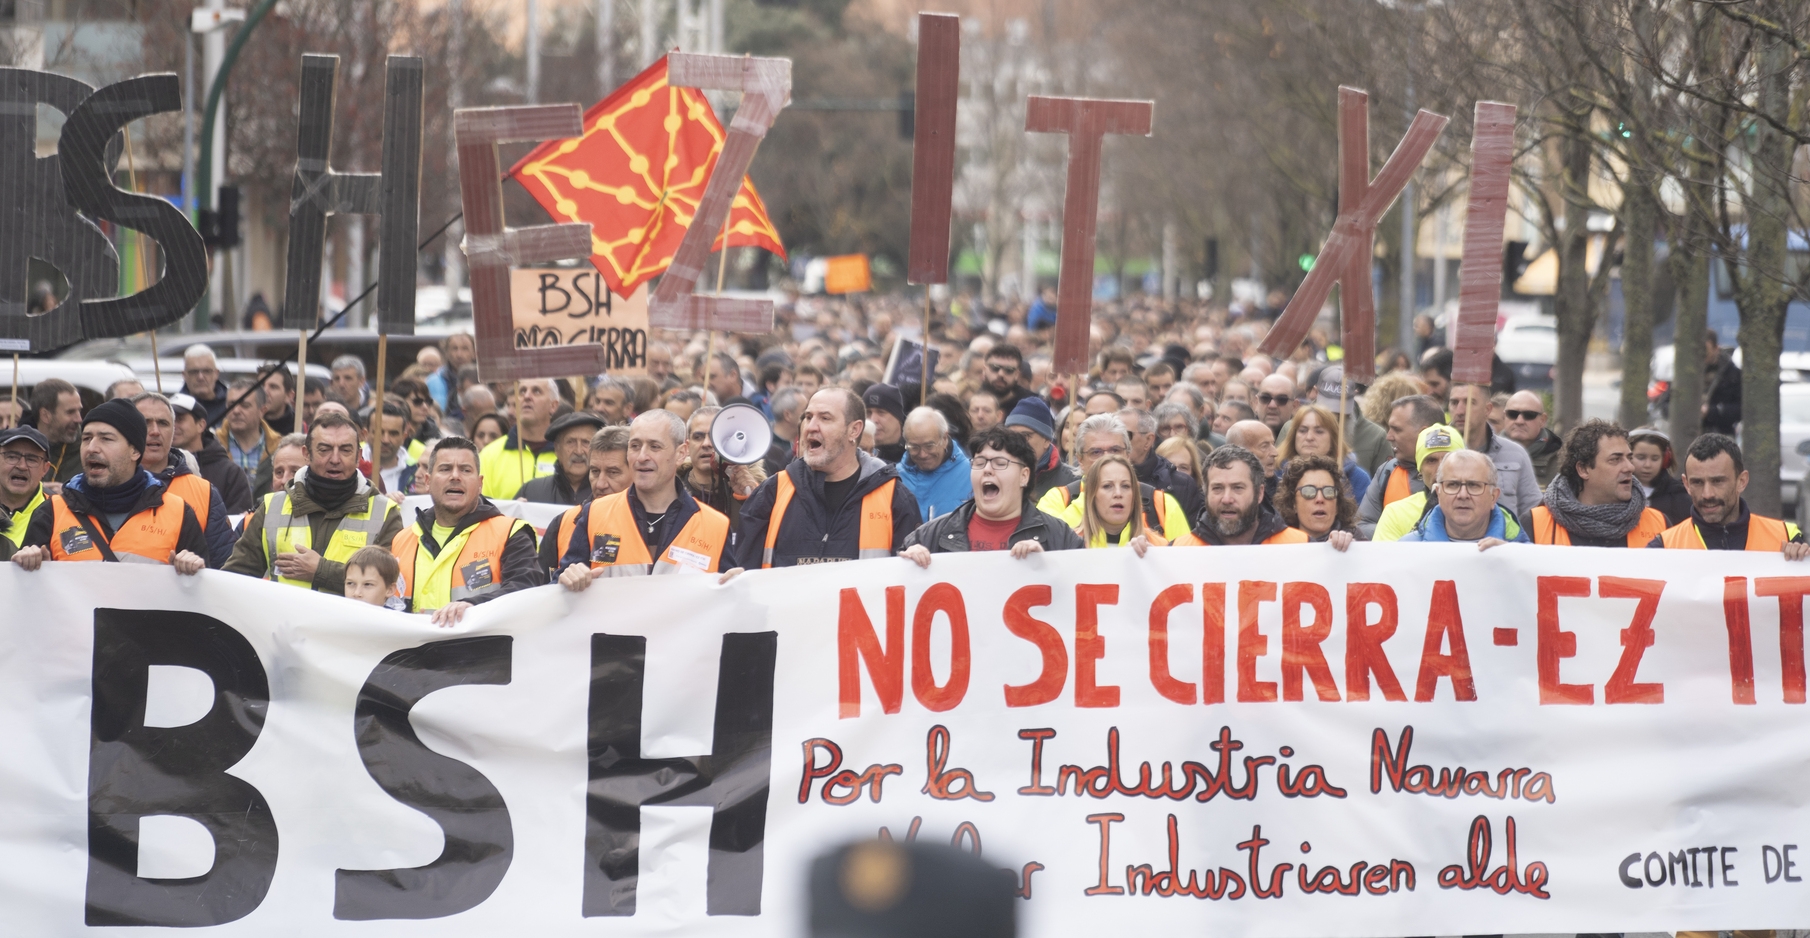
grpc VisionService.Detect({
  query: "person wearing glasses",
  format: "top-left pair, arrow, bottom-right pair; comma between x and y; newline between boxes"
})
1037,414 -> 1192,541
0,427 -> 53,561
900,426 -> 1082,566
1398,449 -> 1528,547
1274,454 -> 1361,551
179,344 -> 229,428
981,344 -> 1032,416
1525,420 -> 1669,548
1254,374 -> 1298,440
1501,390 -> 1562,487
898,407 -> 972,523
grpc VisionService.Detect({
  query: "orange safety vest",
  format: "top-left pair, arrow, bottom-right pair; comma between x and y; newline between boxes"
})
554,504 -> 583,562
47,491 -> 188,564
1658,514 -> 1792,551
391,514 -> 517,607
165,473 -> 214,532
1531,505 -> 1669,548
762,472 -> 895,568
1169,525 -> 1308,547
584,490 -> 729,575
1383,465 -> 1414,506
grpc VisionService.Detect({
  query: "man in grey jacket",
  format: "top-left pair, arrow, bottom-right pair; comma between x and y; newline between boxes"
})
1448,381 -> 1542,518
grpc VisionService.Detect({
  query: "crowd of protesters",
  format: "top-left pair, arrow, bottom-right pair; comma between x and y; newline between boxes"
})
0,291 -> 1800,617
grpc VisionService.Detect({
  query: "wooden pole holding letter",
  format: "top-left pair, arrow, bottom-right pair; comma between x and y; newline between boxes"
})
906,11 -> 961,396
1025,96 -> 1155,375
368,333 -> 388,493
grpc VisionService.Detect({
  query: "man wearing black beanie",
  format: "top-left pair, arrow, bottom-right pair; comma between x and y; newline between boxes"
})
10,398 -> 207,573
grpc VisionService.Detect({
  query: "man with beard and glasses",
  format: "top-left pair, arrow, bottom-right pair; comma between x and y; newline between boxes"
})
737,387 -> 920,568
13,400 -> 206,572
900,426 -> 1081,565
1649,433 -> 1809,557
1173,445 -> 1308,546
1525,420 -> 1668,548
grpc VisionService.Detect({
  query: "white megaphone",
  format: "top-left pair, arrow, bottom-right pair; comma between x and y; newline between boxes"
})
709,403 -> 773,466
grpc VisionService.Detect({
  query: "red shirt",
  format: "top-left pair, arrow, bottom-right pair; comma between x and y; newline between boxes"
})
966,513 -> 1020,551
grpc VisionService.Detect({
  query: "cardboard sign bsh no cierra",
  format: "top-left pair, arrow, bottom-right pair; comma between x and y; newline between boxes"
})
510,268 -> 648,375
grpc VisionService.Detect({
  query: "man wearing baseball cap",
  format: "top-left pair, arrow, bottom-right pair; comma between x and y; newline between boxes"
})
1003,396 -> 1077,501
0,426 -> 53,561
170,391 -> 254,514
11,399 -> 206,573
1310,365 -> 1391,474
1373,424 -> 1512,542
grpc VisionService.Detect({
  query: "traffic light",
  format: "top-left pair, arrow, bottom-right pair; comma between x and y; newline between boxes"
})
215,185 -> 241,249
1503,240 -> 1530,287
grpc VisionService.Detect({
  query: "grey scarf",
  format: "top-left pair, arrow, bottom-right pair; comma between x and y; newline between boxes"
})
1542,473 -> 1649,540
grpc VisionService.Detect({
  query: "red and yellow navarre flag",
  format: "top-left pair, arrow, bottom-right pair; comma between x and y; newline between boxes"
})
509,55 -> 787,299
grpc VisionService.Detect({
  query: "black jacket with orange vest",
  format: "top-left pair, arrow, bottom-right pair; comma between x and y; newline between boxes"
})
23,470 -> 206,563
736,452 -> 921,568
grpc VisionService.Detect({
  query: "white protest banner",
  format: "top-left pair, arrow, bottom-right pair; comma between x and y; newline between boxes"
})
510,267 -> 649,374
5,544 -> 1810,935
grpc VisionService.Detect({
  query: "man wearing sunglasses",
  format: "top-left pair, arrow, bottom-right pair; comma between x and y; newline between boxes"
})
982,345 -> 1032,416
1255,374 -> 1298,439
900,426 -> 1081,565
1399,449 -> 1528,547
1501,390 -> 1561,487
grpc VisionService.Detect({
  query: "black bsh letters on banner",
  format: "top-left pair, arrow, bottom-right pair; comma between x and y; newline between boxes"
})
334,635 -> 515,921
85,608 -> 277,928
585,631 -> 778,917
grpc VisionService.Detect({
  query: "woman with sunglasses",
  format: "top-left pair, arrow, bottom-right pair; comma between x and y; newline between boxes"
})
1628,427 -> 1692,525
1076,455 -> 1162,555
1277,404 -> 1371,501
1274,454 -> 1361,551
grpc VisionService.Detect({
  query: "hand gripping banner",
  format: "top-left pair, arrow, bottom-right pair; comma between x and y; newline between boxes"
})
6,545 -> 1810,935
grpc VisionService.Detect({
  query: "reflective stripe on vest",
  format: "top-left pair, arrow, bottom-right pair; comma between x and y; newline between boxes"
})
1533,505 -> 1669,547
47,491 -> 187,563
1659,514 -> 1793,551
762,473 -> 895,567
586,490 -> 729,576
166,474 -> 213,532
261,489 -> 393,586
3,485 -> 44,548
1383,466 -> 1413,506
393,514 -> 517,610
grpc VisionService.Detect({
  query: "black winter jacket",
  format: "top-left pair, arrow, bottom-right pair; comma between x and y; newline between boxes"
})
901,499 -> 1084,553
736,452 -> 920,567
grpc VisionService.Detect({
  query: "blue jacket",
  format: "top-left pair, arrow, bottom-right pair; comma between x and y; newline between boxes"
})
1399,504 -> 1528,543
898,445 -> 972,522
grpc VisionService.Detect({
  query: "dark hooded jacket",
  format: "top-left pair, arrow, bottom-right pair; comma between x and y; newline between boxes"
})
901,499 -> 1084,553
23,471 -> 207,561
399,498 -> 542,611
156,454 -> 234,568
181,378 -> 232,429
189,433 -> 254,513
1645,471 -> 1693,527
736,451 -> 921,568
1029,442 -> 1078,503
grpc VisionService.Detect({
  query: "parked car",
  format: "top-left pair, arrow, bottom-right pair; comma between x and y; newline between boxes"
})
1495,313 -> 1558,390
1,359 -> 140,411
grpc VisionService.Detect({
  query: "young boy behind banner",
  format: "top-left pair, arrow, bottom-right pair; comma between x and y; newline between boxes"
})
343,545 -> 403,610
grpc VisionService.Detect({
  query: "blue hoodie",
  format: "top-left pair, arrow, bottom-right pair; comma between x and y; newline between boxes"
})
898,444 -> 973,522
1399,504 -> 1528,543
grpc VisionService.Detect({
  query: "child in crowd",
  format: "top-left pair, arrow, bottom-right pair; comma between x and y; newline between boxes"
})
343,546 -> 404,611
